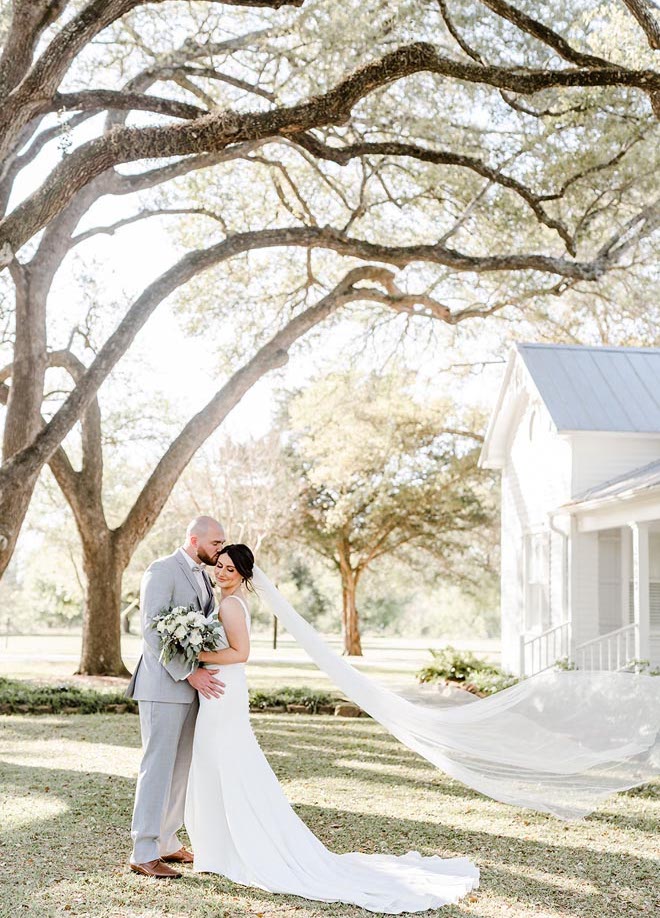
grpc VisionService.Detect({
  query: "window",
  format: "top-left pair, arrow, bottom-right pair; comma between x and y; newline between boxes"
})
524,531 -> 550,631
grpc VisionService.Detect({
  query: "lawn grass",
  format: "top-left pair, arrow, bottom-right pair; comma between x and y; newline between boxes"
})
0,632 -> 501,693
1,712 -> 658,918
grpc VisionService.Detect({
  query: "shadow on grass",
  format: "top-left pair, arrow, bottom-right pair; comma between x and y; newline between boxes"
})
1,757 -> 657,918
1,713 -> 659,918
1,714 -> 481,801
0,711 -> 142,747
0,780 -> 657,918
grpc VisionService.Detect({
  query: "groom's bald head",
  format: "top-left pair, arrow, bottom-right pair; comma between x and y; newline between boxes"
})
186,515 -> 222,539
184,515 -> 226,565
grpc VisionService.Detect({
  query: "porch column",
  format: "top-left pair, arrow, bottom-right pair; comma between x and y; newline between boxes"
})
620,525 -> 632,626
630,521 -> 650,661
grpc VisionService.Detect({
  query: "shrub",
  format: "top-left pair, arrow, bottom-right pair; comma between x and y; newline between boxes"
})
622,659 -> 660,676
0,677 -> 343,715
416,646 -> 518,696
0,677 -> 138,713
553,657 -> 577,671
248,686 -> 339,713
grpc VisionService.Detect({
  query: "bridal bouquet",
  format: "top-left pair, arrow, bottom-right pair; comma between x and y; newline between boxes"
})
152,604 -> 223,666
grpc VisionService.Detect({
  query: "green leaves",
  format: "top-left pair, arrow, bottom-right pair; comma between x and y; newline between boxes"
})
285,368 -> 497,575
416,645 -> 518,695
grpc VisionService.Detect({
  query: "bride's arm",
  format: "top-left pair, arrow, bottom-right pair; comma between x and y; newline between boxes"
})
198,597 -> 250,665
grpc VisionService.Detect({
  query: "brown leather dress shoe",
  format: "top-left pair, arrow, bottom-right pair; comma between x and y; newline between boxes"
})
161,847 -> 194,864
130,859 -> 182,879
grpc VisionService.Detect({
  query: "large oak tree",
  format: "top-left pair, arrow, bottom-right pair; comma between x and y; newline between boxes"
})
0,0 -> 659,640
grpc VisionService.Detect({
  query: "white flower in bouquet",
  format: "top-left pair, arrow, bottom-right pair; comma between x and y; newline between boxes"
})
151,603 -> 224,666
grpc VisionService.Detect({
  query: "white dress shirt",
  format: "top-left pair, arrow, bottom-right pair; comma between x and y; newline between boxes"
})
178,546 -> 207,600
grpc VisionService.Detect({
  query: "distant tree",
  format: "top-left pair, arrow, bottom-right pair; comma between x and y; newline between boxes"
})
284,372 -> 496,654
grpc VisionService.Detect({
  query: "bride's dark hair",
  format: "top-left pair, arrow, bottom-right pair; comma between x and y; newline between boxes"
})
218,543 -> 255,590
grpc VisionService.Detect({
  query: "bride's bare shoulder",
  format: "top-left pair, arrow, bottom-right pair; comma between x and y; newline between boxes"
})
219,594 -> 249,615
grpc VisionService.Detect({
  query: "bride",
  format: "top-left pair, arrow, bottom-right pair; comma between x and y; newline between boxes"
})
185,543 -> 480,913
186,543 -> 660,912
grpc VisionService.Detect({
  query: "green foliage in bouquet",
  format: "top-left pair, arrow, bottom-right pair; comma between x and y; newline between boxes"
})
152,604 -> 224,666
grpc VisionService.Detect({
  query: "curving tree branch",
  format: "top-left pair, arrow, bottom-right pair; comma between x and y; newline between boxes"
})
477,0 -> 613,68
291,134 -> 576,252
50,90 -> 207,120
0,0 -> 305,156
622,0 -> 660,49
1,41 -> 659,264
0,210 -> 645,499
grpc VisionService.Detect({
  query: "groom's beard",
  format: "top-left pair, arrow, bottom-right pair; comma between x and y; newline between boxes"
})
197,547 -> 220,566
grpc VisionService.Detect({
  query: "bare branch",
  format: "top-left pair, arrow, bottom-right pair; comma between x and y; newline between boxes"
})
47,349 -> 103,490
478,0 -> 613,68
436,0 -> 484,62
176,66 -> 277,102
0,0 -> 68,97
110,141 -> 264,195
293,133 -> 575,251
622,0 -> 660,50
69,207 -> 226,248
595,196 -> 660,261
51,90 -> 206,120
0,0 -> 304,156
537,132 -> 648,201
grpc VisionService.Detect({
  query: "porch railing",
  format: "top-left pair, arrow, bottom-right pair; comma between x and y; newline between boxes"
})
574,622 -> 637,672
519,621 -> 570,677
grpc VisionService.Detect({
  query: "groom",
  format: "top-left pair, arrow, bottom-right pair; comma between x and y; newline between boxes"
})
126,515 -> 227,878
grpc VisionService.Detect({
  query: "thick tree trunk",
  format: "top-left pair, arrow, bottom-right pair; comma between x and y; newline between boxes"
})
77,534 -> 129,677
0,474 -> 40,577
339,550 -> 362,656
342,578 -> 363,656
0,269 -> 48,577
48,270 -> 396,675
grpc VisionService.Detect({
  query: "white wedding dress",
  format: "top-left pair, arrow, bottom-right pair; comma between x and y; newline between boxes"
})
185,594 -> 480,914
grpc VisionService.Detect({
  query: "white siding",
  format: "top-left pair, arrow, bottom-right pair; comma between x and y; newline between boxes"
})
500,397 -> 571,672
570,434 -> 660,497
490,347 -> 660,674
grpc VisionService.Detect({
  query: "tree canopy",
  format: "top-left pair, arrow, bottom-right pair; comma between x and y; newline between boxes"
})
284,371 -> 496,653
0,1 -> 658,670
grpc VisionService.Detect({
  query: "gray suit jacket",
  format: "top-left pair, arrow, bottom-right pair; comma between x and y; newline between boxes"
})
126,550 -> 216,703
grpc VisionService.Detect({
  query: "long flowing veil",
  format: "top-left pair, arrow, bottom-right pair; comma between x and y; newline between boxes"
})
252,566 -> 660,819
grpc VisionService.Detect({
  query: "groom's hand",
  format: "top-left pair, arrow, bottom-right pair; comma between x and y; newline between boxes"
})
187,668 -> 225,699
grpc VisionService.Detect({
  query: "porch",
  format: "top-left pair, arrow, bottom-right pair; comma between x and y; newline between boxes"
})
519,464 -> 660,677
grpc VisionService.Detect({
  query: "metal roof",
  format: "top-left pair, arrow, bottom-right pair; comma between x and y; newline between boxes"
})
569,458 -> 660,506
516,343 -> 660,433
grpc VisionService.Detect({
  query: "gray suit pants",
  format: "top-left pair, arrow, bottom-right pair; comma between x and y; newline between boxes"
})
130,698 -> 198,864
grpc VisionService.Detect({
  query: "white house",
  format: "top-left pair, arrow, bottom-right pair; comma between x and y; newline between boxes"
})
479,342 -> 660,676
